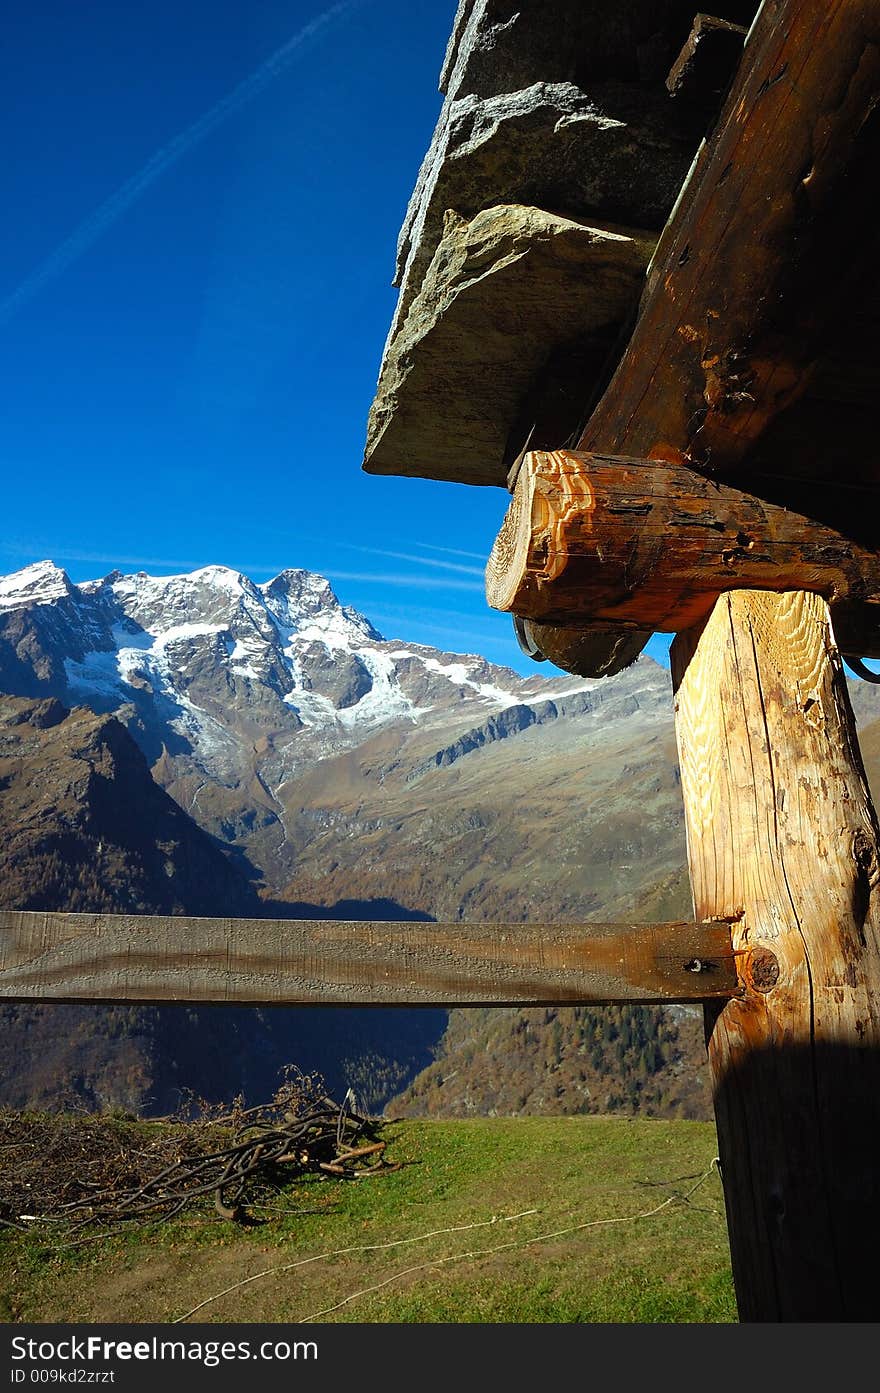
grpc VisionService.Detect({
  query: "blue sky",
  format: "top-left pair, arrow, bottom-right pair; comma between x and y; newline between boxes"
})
0,0 -> 672,672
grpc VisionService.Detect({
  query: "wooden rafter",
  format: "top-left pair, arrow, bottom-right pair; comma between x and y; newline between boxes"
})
530,0 -> 880,675
580,0 -> 880,478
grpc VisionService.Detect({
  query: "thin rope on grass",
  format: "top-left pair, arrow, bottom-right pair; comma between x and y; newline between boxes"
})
174,1159 -> 721,1324
296,1161 -> 720,1323
173,1208 -> 539,1323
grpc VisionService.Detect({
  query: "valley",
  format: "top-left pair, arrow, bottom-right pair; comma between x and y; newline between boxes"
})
2,559 -> 879,1119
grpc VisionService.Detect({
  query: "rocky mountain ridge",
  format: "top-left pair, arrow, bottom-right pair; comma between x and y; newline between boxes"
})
0,559 -> 605,740
0,693 -> 258,917
0,560 -> 670,901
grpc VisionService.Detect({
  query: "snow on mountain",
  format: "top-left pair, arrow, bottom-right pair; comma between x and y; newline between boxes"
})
0,560 -> 648,758
0,560 -> 74,609
0,558 -> 672,884
0,558 -> 678,906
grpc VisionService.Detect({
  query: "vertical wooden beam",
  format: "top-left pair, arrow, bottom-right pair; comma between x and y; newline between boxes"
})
671,590 -> 880,1321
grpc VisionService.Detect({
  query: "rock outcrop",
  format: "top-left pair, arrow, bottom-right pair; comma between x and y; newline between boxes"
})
0,695 -> 258,917
365,204 -> 655,485
363,0 -> 757,487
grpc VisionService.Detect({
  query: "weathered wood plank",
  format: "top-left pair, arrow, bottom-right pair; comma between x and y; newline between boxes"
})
581,0 -> 880,473
486,449 -> 880,653
0,912 -> 737,1006
672,589 -> 880,1321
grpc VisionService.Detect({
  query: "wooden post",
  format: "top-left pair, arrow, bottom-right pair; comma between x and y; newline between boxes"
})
671,589 -> 880,1321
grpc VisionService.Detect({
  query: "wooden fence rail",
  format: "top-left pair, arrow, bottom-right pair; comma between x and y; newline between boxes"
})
0,911 -> 738,1006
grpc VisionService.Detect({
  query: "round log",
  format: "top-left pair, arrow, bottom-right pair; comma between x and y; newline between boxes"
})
517,618 -> 650,678
485,448 -> 880,653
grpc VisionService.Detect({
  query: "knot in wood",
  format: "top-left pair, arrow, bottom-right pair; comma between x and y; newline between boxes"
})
747,947 -> 780,993
852,829 -> 878,882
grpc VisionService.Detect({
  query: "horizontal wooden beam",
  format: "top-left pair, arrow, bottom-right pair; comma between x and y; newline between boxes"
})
486,449 -> 880,651
0,911 -> 739,1006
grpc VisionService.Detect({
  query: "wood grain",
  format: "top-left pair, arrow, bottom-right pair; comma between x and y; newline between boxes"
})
0,912 -> 737,1006
672,590 -> 880,1320
552,0 -> 880,676
580,0 -> 880,474
486,449 -> 880,652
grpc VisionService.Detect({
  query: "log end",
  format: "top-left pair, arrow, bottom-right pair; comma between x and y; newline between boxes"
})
485,449 -> 587,614
487,449 -> 651,677
523,620 -> 650,677
485,469 -> 533,613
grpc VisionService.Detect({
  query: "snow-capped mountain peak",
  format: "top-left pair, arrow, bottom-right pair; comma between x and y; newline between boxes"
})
0,557 -> 672,896
0,560 -> 75,610
0,559 -> 668,790
260,569 -> 382,647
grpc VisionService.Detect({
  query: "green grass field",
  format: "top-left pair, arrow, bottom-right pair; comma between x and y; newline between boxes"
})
1,1116 -> 735,1324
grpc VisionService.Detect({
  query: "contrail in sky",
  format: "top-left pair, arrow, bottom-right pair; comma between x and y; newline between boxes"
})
413,542 -> 489,562
344,543 -> 486,576
327,571 -> 485,593
0,1 -> 360,325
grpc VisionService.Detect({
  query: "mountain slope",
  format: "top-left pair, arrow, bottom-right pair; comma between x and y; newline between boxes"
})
0,694 -> 445,1115
0,694 -> 260,916
386,1004 -> 713,1121
273,682 -> 687,924
0,560 -> 679,912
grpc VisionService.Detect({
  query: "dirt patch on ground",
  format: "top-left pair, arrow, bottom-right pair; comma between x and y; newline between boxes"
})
25,1238 -> 286,1324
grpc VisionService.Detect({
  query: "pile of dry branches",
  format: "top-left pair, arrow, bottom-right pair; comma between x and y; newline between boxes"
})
0,1069 -> 398,1233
